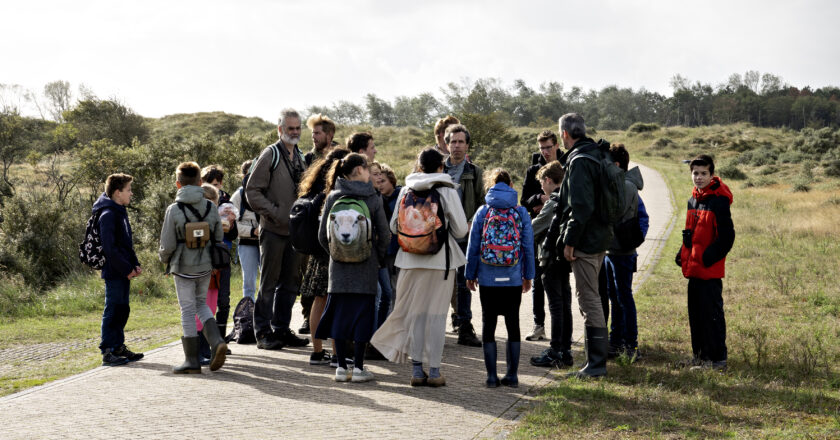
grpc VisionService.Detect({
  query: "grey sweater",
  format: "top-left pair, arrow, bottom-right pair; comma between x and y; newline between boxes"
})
158,185 -> 223,274
318,178 -> 390,295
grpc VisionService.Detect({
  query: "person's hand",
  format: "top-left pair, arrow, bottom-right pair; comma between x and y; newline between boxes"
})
135,266 -> 142,276
127,269 -> 138,280
564,245 -> 576,262
533,204 -> 543,214
226,211 -> 237,222
522,278 -> 532,294
540,194 -> 549,204
466,279 -> 477,292
255,226 -> 261,236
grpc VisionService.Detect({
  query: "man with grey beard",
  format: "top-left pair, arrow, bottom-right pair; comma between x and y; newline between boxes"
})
245,108 -> 310,350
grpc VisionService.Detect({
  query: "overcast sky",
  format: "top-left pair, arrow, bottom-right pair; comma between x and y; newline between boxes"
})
2,0 -> 838,121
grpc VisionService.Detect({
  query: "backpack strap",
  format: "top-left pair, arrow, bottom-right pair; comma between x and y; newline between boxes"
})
430,185 -> 451,280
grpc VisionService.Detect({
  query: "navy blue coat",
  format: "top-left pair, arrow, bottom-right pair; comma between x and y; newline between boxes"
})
93,193 -> 140,280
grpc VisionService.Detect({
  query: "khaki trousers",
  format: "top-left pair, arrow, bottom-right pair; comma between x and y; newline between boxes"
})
571,250 -> 607,328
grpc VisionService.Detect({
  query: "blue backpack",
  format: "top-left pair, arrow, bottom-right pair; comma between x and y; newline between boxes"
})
479,206 -> 524,267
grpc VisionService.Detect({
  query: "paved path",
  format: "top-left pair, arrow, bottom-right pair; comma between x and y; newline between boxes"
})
0,163 -> 674,440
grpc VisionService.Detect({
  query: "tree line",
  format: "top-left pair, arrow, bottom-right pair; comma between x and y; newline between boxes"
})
306,72 -> 840,131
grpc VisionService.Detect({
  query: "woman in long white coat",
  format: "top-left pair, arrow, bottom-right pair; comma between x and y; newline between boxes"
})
371,148 -> 468,387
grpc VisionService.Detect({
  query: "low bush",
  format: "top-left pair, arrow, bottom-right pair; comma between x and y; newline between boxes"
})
627,122 -> 660,134
717,164 -> 748,180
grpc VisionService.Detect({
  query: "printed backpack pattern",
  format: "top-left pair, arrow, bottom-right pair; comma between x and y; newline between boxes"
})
397,187 -> 446,255
79,209 -> 107,270
327,196 -> 372,263
480,206 -> 523,267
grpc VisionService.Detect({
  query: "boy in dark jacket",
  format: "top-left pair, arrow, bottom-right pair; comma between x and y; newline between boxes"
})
676,155 -> 735,371
95,173 -> 143,366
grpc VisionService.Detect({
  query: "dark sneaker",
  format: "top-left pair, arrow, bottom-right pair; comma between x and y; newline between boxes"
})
530,348 -> 561,367
113,345 -> 144,362
298,319 -> 311,335
557,349 -> 574,367
309,350 -> 331,365
280,329 -> 310,347
102,351 -> 130,367
256,333 -> 284,350
457,322 -> 482,347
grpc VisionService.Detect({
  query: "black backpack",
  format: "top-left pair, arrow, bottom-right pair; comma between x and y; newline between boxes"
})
79,208 -> 108,270
568,139 -> 626,226
226,296 -> 256,344
289,192 -> 327,255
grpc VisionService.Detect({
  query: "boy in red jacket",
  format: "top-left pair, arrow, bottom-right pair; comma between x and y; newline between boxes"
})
676,155 -> 735,371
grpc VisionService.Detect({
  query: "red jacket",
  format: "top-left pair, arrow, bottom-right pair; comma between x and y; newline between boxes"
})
678,177 -> 735,279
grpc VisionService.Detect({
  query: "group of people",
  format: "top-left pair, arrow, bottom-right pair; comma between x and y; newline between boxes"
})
91,109 -> 736,386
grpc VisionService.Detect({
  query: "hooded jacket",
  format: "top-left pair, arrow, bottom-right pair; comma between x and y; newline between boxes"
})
390,172 -> 468,271
553,137 -> 613,255
465,183 -> 535,287
318,178 -> 390,295
93,193 -> 140,280
521,153 -> 548,217
607,166 -> 649,255
678,176 -> 735,279
158,185 -> 223,275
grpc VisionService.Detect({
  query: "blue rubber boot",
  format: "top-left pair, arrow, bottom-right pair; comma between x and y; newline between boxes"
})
501,341 -> 520,388
483,342 -> 500,388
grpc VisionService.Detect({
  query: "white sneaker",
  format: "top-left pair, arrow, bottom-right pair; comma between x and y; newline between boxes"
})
351,367 -> 375,383
525,325 -> 546,341
335,367 -> 351,382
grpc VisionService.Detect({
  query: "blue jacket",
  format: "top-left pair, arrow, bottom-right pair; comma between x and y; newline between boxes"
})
93,193 -> 140,280
465,183 -> 535,287
383,185 -> 402,256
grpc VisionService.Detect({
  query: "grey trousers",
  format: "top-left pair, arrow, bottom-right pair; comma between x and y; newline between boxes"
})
174,274 -> 213,337
254,229 -> 302,337
571,250 -> 607,328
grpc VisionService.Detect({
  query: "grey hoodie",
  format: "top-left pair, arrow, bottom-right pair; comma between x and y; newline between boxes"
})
318,178 -> 390,295
608,166 -> 644,255
158,185 -> 223,274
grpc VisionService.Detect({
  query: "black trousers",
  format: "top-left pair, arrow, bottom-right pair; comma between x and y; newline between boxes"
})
687,278 -> 727,362
479,285 -> 522,343
542,261 -> 573,352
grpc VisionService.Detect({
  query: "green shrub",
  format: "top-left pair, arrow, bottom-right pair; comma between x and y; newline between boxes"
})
717,164 -> 748,180
823,160 -> 840,178
0,189 -> 87,288
650,138 -> 673,150
779,150 -> 806,164
627,122 -> 660,134
791,177 -> 811,192
758,165 -> 779,175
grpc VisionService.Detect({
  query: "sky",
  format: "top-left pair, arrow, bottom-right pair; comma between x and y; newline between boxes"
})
2,0 -> 838,122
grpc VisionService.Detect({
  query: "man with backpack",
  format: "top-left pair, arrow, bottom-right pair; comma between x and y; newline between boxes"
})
89,173 -> 144,366
549,113 -> 620,378
245,108 -> 310,350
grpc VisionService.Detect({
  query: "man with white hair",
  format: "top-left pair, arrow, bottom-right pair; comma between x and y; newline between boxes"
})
245,108 -> 310,350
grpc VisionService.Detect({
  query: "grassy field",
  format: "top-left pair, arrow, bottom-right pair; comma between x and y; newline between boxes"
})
512,125 -> 840,439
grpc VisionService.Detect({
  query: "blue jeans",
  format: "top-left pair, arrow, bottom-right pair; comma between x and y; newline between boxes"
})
455,241 -> 473,325
100,278 -> 130,354
238,244 -> 260,300
605,254 -> 638,348
374,267 -> 393,329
